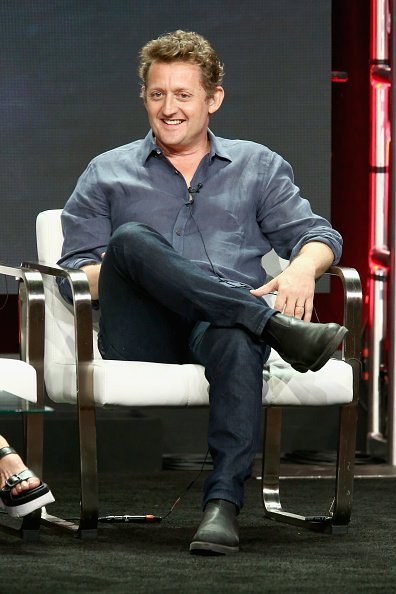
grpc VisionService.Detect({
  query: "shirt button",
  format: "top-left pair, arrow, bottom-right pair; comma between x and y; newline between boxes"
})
176,229 -> 183,236
156,149 -> 161,155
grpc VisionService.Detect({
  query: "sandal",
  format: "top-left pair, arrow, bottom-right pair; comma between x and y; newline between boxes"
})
0,446 -> 55,518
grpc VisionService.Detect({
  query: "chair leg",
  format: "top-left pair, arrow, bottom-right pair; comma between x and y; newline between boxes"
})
39,399 -> 99,538
41,403 -> 99,538
25,413 -> 44,482
261,407 -> 283,516
21,413 -> 44,539
329,402 -> 359,532
261,406 -> 338,533
77,402 -> 99,538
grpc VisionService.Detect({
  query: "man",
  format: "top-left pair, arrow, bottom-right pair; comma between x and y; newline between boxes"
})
58,30 -> 345,555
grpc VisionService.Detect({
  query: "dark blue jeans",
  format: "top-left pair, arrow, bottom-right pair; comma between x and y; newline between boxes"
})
98,222 -> 275,510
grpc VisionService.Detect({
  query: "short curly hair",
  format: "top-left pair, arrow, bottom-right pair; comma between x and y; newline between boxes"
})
139,30 -> 224,98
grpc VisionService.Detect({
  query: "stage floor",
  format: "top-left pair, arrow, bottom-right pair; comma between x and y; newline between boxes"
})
253,462 -> 396,479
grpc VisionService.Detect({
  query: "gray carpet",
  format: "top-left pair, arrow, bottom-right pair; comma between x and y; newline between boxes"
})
1,472 -> 396,593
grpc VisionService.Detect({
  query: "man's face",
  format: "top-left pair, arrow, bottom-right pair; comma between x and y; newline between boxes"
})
144,61 -> 223,154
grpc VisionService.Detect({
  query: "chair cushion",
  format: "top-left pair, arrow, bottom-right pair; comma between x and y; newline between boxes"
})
0,359 -> 37,403
44,354 -> 352,407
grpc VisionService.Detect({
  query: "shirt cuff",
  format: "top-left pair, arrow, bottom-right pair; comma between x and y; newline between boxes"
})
56,258 -> 99,305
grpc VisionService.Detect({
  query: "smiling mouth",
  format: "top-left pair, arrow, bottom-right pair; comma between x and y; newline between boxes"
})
163,119 -> 184,125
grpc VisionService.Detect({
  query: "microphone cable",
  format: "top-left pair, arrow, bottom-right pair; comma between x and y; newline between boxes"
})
184,183 -> 225,283
95,450 -> 211,525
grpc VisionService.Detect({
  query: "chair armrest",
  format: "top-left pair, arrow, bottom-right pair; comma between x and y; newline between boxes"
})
21,261 -> 362,390
0,263 -> 45,406
22,261 -> 94,363
325,266 -> 362,362
22,261 -> 95,409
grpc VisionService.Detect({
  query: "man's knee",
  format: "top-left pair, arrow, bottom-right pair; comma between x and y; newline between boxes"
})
110,221 -> 154,247
108,222 -> 171,258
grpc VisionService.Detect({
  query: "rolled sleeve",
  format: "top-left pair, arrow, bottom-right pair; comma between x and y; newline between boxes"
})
58,161 -> 111,268
56,257 -> 98,304
289,228 -> 343,265
258,152 -> 342,263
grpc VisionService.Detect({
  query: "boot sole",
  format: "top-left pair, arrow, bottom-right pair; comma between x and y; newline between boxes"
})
292,326 -> 348,373
190,541 -> 239,555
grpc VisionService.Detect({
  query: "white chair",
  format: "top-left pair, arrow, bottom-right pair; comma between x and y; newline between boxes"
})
0,358 -> 37,403
0,263 -> 46,539
25,209 -> 362,538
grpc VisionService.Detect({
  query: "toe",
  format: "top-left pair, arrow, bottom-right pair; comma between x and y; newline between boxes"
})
11,476 -> 40,497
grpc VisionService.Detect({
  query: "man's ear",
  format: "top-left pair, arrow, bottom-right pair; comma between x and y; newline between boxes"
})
208,86 -> 225,114
140,85 -> 147,104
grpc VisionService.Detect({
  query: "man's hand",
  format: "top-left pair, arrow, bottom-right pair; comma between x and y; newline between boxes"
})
81,254 -> 105,301
250,242 -> 335,322
250,262 -> 315,321
81,263 -> 101,300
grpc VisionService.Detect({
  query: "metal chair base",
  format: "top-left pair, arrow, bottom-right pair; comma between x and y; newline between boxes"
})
41,510 -> 98,539
261,404 -> 358,535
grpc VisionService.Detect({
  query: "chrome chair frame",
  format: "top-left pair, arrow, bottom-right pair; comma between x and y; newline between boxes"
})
23,261 -> 362,538
0,264 -> 45,539
23,262 -> 98,537
262,266 -> 362,533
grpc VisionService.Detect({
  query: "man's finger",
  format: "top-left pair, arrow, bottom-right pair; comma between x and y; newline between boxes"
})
294,304 -> 305,320
250,279 -> 277,296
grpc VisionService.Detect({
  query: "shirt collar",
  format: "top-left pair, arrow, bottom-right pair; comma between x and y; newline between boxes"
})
142,131 -> 160,163
207,129 -> 232,162
142,129 -> 232,164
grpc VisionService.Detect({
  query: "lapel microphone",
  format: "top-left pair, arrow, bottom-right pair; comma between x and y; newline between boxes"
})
186,183 -> 203,205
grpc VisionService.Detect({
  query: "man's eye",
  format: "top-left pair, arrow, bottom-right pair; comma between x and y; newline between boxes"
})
178,93 -> 190,100
150,92 -> 163,99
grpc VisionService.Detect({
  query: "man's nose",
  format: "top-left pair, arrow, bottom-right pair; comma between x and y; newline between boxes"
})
162,94 -> 177,115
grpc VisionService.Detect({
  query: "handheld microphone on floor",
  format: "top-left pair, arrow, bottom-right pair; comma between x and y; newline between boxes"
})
95,450 -> 210,526
98,514 -> 162,524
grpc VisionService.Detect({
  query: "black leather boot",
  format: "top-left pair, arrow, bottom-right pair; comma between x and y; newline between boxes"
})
262,313 -> 348,373
190,499 -> 239,555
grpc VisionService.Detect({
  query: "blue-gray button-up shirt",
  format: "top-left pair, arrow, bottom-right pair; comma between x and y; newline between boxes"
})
58,129 -> 342,302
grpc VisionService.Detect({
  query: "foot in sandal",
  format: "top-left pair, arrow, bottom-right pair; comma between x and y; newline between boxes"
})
0,441 -> 54,518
